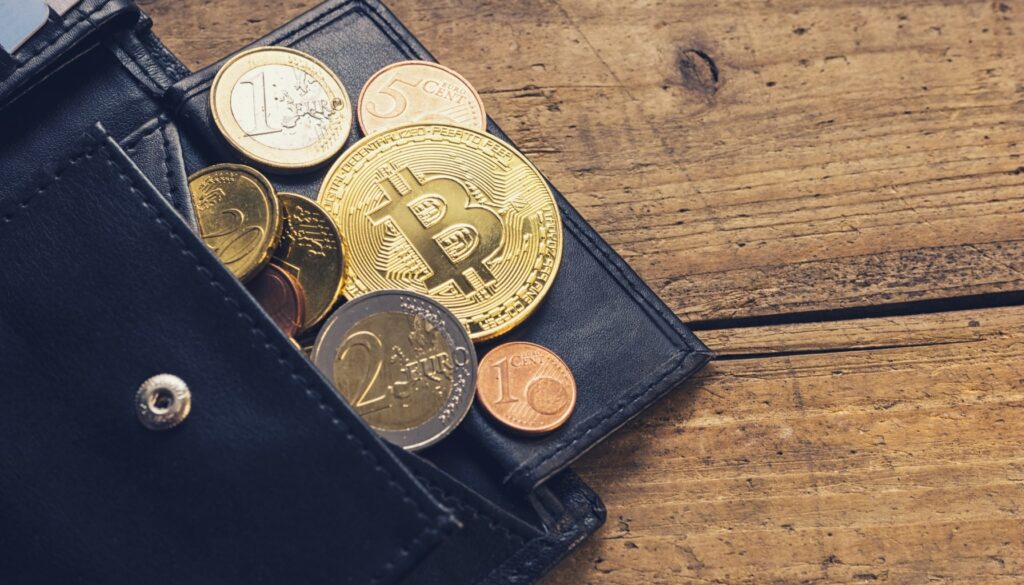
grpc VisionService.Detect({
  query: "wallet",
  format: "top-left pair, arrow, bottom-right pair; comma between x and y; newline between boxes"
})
0,1 -> 711,583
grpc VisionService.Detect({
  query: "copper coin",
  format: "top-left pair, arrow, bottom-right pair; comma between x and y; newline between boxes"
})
247,263 -> 306,337
357,61 -> 486,135
476,342 -> 576,435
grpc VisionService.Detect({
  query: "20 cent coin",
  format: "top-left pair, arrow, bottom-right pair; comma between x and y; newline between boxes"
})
311,290 -> 477,450
210,46 -> 352,170
476,342 -> 576,434
188,163 -> 282,282
317,124 -> 563,341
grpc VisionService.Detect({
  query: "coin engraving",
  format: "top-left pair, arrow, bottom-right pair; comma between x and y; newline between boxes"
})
358,61 -> 486,135
273,193 -> 346,330
211,47 -> 352,170
311,290 -> 477,450
317,124 -> 563,340
188,164 -> 282,282
476,342 -> 576,434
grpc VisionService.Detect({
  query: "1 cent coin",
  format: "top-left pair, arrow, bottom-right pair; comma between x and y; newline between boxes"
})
188,163 -> 282,282
210,46 -> 352,171
247,263 -> 306,337
358,61 -> 486,135
476,342 -> 576,434
311,290 -> 477,451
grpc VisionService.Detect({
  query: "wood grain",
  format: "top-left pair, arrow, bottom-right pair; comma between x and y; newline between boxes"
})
139,0 -> 1024,583
548,306 -> 1024,584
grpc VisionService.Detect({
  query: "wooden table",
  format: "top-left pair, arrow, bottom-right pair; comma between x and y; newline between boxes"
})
143,0 -> 1024,582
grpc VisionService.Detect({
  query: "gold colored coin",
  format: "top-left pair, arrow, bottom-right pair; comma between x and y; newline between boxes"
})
272,193 -> 347,331
358,60 -> 486,135
317,124 -> 563,341
188,164 -> 282,282
476,342 -> 576,435
210,46 -> 352,171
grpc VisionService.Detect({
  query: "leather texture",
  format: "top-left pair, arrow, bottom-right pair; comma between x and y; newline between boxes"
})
0,1 -> 709,583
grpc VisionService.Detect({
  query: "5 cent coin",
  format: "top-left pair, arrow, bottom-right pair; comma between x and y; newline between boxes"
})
210,46 -> 352,170
311,290 -> 477,451
188,163 -> 282,282
476,342 -> 576,434
358,61 -> 486,135
247,263 -> 306,337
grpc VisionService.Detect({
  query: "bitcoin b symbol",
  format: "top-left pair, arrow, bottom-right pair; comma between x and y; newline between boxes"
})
370,168 -> 502,296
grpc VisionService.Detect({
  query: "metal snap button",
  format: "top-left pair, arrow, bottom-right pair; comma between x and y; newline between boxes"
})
136,374 -> 192,431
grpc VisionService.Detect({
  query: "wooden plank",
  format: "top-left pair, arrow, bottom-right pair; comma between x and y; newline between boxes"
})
143,0 -> 1024,322
543,305 -> 1024,584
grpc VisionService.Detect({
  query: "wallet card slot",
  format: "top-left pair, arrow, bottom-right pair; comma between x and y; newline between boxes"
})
0,0 -> 140,107
0,125 -> 454,585
163,0 -> 711,492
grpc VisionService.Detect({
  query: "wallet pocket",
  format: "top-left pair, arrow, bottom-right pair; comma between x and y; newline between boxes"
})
164,0 -> 712,491
0,125 -> 454,585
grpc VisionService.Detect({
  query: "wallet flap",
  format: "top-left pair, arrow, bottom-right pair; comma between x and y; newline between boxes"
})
0,125 -> 454,585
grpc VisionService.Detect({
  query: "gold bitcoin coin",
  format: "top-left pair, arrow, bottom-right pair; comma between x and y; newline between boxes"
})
317,124 -> 563,341
358,60 -> 486,135
188,164 -> 282,282
210,46 -> 352,171
272,193 -> 347,331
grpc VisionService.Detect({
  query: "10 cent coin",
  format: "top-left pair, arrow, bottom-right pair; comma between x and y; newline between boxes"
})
311,290 -> 477,450
188,163 -> 282,282
476,341 -> 576,434
273,193 -> 346,331
210,46 -> 352,171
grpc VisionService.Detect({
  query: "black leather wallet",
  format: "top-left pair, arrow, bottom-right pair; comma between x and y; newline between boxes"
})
0,1 -> 711,583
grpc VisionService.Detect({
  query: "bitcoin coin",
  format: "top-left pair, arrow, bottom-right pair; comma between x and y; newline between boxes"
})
317,124 -> 563,341
247,263 -> 306,337
358,61 -> 486,135
188,164 -> 282,282
210,46 -> 352,170
273,193 -> 346,331
476,342 -> 576,434
311,290 -> 477,450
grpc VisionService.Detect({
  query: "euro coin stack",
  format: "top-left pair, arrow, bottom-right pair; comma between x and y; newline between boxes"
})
189,46 -> 578,450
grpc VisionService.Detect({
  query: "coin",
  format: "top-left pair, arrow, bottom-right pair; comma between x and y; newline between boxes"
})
358,60 -> 486,135
311,290 -> 477,450
188,164 -> 282,282
210,46 -> 352,171
247,263 -> 306,337
317,124 -> 563,341
476,342 -> 576,434
273,193 -> 346,331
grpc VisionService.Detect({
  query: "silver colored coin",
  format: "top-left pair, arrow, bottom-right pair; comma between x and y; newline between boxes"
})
311,290 -> 476,451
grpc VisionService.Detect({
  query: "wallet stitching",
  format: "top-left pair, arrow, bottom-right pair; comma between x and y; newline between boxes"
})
24,130 -> 442,585
159,124 -> 185,216
505,349 -> 694,484
122,117 -> 166,152
411,472 -> 527,546
12,0 -> 115,67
